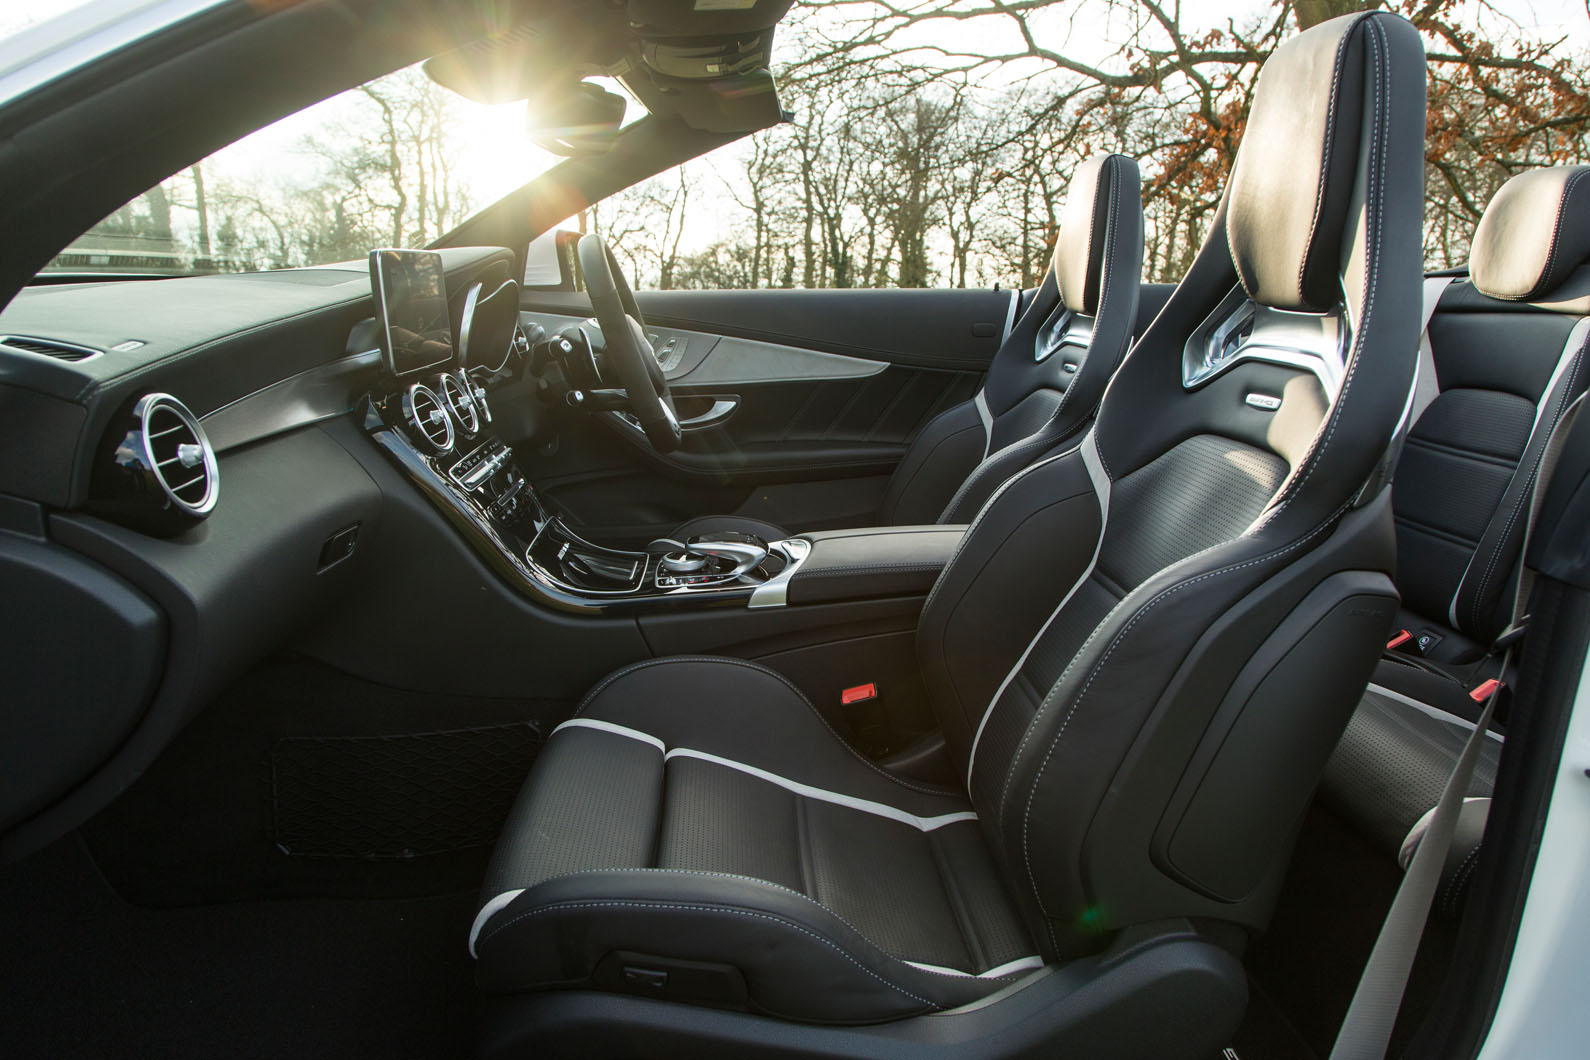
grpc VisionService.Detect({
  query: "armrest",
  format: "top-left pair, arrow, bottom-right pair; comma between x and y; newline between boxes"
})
785,525 -> 965,606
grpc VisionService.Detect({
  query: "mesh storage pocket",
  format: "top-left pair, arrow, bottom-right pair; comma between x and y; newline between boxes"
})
268,723 -> 541,858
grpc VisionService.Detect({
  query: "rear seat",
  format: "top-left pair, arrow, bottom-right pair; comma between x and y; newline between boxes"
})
1321,165 -> 1590,913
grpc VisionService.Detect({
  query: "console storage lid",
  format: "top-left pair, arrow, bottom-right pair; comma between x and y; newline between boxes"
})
784,525 -> 965,606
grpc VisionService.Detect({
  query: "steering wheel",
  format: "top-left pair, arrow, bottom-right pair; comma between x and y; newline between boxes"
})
576,233 -> 681,453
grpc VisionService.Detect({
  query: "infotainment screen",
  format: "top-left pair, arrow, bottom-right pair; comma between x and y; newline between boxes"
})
371,249 -> 454,377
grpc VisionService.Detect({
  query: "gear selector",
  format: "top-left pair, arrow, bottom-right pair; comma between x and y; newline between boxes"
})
647,533 -> 772,588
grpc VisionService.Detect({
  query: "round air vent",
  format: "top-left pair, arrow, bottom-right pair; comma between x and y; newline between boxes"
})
137,394 -> 219,517
403,382 -> 455,452
98,393 -> 219,534
438,372 -> 480,436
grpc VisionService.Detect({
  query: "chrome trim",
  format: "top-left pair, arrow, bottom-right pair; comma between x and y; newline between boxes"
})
677,398 -> 738,431
1033,307 -> 1093,364
510,323 -> 531,367
404,382 -> 454,452
528,520 -> 648,596
456,282 -> 483,370
447,439 -> 512,491
439,371 -> 480,436
202,349 -> 381,453
655,538 -> 771,589
1183,285 -> 1349,396
371,422 -> 789,613
370,428 -> 603,616
137,392 -> 218,516
471,374 -> 494,424
747,539 -> 813,609
694,539 -> 768,577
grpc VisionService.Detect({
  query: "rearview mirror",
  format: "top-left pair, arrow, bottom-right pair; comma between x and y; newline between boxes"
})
528,82 -> 627,157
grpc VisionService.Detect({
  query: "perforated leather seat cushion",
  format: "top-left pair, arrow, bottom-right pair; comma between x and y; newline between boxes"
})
472,657 -> 1039,1022
1321,662 -> 1502,855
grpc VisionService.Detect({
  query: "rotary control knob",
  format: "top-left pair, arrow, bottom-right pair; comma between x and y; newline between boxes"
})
659,551 -> 710,575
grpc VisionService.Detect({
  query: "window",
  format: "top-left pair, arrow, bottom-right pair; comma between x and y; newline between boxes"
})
42,61 -> 641,278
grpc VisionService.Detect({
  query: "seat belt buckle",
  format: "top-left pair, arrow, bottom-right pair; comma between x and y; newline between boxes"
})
840,683 -> 893,758
841,682 -> 877,706
1470,678 -> 1505,703
1386,629 -> 1413,651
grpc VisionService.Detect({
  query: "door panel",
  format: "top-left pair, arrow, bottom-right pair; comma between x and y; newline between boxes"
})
528,287 -> 1018,370
517,287 -> 1008,543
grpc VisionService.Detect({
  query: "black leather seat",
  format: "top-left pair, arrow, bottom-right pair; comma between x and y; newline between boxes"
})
1321,164 -> 1590,913
475,13 -> 1426,1057
674,153 -> 1143,543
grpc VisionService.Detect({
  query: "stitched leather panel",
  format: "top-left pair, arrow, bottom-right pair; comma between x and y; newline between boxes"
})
1470,165 -> 1590,302
480,726 -> 663,899
1099,435 -> 1288,588
474,659 -> 1039,1017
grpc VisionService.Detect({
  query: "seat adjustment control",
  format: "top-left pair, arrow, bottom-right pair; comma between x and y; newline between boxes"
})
621,966 -> 669,990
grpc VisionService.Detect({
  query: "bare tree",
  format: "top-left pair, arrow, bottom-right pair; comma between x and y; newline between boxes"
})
781,0 -> 1590,275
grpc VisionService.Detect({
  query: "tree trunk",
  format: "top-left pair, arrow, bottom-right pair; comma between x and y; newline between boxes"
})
1294,0 -> 1377,30
190,164 -> 211,262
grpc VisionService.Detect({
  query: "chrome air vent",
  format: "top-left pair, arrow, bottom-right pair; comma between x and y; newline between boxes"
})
1,335 -> 101,361
137,394 -> 219,516
98,393 -> 219,534
439,372 -> 480,436
403,382 -> 455,452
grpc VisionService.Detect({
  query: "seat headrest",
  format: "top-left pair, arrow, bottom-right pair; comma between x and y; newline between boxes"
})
1469,166 -> 1590,303
1053,154 -> 1133,315
1225,13 -> 1378,312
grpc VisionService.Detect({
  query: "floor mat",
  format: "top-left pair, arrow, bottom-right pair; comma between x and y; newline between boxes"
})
0,836 -> 478,1059
1222,978 -> 1318,1060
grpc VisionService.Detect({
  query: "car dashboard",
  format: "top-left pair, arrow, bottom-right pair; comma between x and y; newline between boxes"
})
0,245 -> 836,861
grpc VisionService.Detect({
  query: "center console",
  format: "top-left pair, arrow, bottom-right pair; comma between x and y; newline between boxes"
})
360,247 -> 818,614
359,247 -> 958,616
366,380 -> 812,613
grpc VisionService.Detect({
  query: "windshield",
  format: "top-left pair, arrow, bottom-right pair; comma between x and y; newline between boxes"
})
37,58 -> 640,278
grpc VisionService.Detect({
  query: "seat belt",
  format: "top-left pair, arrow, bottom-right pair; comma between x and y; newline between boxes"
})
1410,277 -> 1454,425
1328,391 -> 1584,1060
1354,278 -> 1455,508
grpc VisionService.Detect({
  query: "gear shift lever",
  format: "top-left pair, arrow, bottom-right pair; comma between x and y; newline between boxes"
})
692,538 -> 769,577
646,534 -> 771,585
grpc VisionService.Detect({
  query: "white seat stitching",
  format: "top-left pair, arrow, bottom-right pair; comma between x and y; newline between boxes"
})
475,898 -> 938,1007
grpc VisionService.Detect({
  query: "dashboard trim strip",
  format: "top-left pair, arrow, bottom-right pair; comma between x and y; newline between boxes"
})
202,349 -> 381,452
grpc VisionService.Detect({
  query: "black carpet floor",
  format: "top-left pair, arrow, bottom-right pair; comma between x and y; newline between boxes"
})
0,836 -> 478,1059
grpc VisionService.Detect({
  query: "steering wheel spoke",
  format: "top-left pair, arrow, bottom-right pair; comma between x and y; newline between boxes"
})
576,234 -> 682,453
